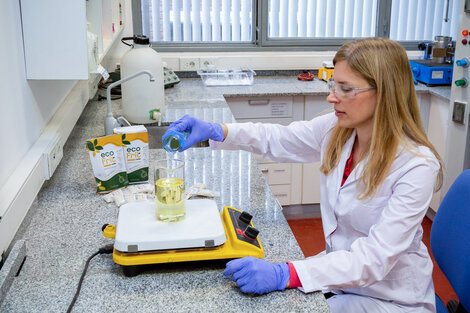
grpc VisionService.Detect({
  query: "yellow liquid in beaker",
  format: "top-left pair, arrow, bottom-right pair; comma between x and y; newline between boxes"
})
155,177 -> 186,222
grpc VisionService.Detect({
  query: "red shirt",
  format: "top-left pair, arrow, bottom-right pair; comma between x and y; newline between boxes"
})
341,146 -> 355,187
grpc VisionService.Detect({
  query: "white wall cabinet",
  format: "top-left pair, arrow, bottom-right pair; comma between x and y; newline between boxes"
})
20,0 -> 125,80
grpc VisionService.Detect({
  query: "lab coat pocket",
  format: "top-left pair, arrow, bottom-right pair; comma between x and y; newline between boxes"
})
349,196 -> 389,234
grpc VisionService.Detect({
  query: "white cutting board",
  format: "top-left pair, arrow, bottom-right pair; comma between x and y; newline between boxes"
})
114,199 -> 227,252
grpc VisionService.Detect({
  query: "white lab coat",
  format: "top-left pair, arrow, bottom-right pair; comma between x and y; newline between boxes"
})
212,112 -> 439,312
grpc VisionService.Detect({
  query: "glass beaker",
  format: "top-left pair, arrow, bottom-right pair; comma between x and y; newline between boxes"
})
154,159 -> 186,222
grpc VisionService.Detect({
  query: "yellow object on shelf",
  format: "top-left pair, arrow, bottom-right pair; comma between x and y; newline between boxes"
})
318,67 -> 334,82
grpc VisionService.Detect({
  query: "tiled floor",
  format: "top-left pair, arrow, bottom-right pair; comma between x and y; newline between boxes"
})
285,216 -> 458,305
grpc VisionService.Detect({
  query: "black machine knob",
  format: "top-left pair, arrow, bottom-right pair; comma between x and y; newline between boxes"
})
239,211 -> 253,224
418,42 -> 427,50
245,226 -> 259,240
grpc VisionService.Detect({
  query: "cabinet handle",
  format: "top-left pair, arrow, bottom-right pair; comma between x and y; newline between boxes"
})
261,169 -> 269,173
249,99 -> 270,105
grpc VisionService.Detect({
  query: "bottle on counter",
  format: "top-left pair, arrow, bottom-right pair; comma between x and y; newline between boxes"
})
120,35 -> 165,124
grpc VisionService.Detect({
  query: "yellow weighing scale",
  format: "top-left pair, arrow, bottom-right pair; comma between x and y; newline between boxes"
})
102,199 -> 264,276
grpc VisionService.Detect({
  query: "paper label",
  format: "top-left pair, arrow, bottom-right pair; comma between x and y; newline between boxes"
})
271,102 -> 290,116
431,71 -> 444,79
97,64 -> 110,80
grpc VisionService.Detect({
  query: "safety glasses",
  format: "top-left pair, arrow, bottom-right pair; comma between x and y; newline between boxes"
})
327,79 -> 375,99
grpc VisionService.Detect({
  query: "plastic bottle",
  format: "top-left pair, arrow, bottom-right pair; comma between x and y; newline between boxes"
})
162,131 -> 189,153
120,35 -> 165,124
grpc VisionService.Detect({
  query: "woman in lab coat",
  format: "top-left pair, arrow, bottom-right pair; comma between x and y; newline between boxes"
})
165,37 -> 444,313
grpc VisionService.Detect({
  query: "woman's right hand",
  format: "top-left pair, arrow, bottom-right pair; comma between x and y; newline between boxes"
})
164,115 -> 225,151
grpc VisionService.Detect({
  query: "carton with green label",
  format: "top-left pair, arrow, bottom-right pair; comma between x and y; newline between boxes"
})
114,125 -> 149,184
86,134 -> 128,193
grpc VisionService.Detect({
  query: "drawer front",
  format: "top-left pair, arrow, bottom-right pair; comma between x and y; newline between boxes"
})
259,163 -> 291,185
236,117 -> 293,126
227,96 -> 293,119
270,184 -> 291,206
304,96 -> 333,120
253,153 -> 276,164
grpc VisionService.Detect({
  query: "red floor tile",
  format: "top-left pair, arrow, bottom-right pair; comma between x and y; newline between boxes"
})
285,216 -> 458,305
285,218 -> 325,257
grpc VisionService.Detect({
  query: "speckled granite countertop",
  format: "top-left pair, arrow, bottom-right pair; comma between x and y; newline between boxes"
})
1,77 -> 335,313
164,76 -> 451,101
0,76 -> 449,313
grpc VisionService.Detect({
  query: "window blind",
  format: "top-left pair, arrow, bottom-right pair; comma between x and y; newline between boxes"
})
389,0 -> 459,41
268,0 -> 378,38
145,0 -> 460,44
148,0 -> 253,42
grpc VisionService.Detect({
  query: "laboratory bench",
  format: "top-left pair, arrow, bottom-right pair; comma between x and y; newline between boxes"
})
0,76 -> 449,312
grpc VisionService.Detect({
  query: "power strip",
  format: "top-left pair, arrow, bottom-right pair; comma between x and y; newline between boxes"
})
164,68 -> 180,88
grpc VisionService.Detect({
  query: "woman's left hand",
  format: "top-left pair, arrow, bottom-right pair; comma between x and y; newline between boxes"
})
223,256 -> 290,295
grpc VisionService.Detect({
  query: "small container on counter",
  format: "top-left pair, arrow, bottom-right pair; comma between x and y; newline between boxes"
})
162,130 -> 189,152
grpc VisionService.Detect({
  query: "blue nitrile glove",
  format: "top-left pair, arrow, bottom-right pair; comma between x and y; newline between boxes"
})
165,115 -> 224,151
223,256 -> 290,295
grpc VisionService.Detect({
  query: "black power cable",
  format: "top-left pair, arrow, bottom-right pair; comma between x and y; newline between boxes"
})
66,244 -> 114,313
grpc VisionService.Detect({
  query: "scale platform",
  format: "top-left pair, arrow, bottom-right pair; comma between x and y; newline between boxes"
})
114,199 -> 227,252
103,199 -> 264,276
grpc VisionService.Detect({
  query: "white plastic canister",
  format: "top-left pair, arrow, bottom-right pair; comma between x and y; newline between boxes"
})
120,36 -> 165,124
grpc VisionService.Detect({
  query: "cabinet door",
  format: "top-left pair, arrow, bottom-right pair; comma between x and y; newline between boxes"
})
427,95 -> 450,212
304,95 -> 332,120
302,162 -> 321,204
226,96 -> 305,206
258,163 -> 291,185
417,93 -> 431,134
227,96 -> 293,119
235,117 -> 294,126
269,185 -> 291,206
302,96 -> 332,204
21,0 -> 88,79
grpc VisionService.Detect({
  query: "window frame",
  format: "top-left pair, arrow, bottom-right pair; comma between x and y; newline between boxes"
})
133,0 -> 427,52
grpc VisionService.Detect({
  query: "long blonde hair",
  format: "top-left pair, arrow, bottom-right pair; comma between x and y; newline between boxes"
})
320,37 -> 443,199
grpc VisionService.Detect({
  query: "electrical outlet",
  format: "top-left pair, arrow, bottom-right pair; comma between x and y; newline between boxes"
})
179,57 -> 200,71
200,57 -> 219,69
43,133 -> 63,180
452,101 -> 467,124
